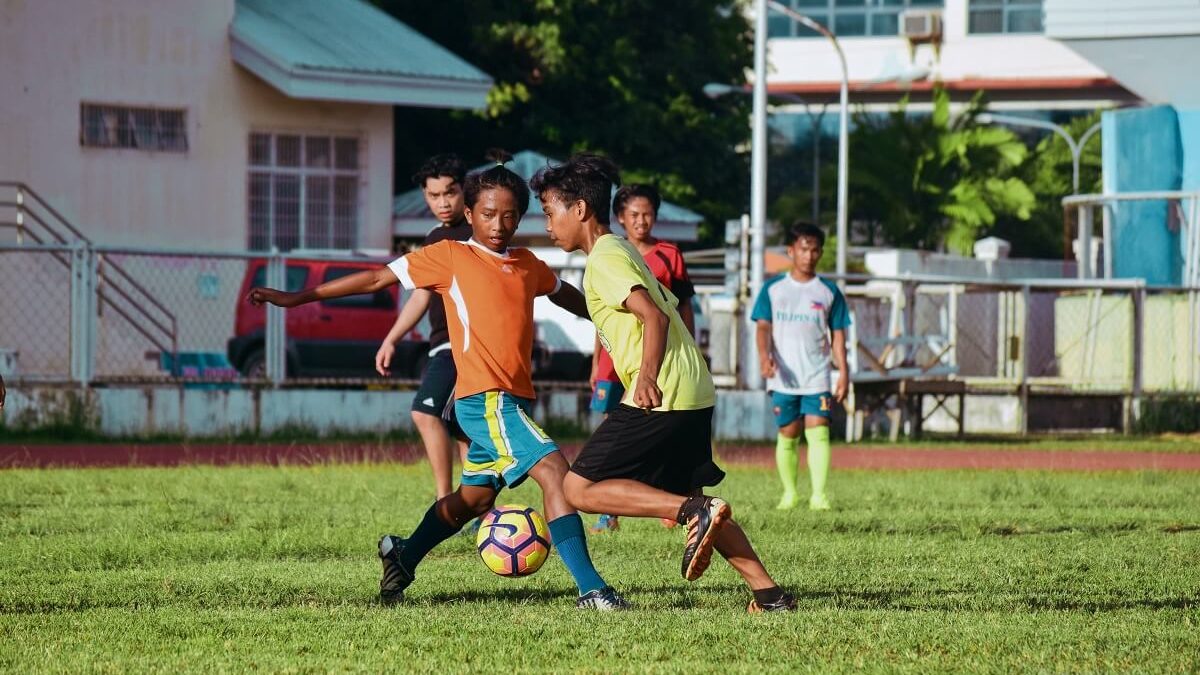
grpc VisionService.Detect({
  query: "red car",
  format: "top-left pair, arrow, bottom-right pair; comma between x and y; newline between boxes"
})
227,258 -> 429,378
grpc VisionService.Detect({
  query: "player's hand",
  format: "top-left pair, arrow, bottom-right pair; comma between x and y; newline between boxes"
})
246,287 -> 296,308
632,374 -> 662,410
834,373 -> 849,404
589,363 -> 599,390
375,341 -> 395,377
759,355 -> 777,379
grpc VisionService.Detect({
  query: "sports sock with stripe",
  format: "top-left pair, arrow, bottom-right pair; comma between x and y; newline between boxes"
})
547,513 -> 608,595
398,502 -> 463,572
804,425 -> 832,500
775,433 -> 800,505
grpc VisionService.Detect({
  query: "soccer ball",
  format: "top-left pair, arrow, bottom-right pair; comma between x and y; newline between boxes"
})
475,504 -> 552,577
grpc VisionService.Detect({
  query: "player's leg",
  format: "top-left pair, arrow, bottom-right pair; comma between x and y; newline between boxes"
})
378,481 -> 497,604
410,351 -> 459,499
773,393 -> 804,510
564,406 -> 731,582
711,519 -> 797,613
587,380 -> 624,533
802,392 -> 834,510
495,394 -> 625,609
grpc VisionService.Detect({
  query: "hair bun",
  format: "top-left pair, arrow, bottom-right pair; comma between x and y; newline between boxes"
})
484,148 -> 513,166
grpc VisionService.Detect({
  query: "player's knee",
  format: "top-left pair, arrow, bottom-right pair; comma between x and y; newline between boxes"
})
411,410 -> 439,430
458,491 -> 496,518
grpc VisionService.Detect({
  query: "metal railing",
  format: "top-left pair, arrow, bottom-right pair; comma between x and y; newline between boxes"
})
0,182 -> 178,374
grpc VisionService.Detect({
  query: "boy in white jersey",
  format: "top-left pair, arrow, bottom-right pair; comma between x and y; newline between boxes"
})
752,222 -> 850,511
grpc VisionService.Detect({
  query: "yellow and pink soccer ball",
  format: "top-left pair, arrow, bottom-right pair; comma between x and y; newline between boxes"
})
475,504 -> 551,577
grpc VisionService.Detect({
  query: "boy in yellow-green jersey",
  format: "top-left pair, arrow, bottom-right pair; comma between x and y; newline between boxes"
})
531,154 -> 796,613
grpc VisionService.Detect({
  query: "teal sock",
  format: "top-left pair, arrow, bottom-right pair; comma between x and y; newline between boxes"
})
547,514 -> 608,595
399,502 -> 463,572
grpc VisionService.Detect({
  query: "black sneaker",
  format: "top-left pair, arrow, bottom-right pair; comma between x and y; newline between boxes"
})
378,535 -> 415,605
576,586 -> 632,611
681,497 -> 731,581
748,592 -> 797,613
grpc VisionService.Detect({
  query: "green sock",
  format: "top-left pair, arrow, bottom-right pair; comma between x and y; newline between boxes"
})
775,433 -> 800,506
805,426 -> 832,499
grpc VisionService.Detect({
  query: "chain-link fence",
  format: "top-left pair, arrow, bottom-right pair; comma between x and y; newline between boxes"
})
2,242 -> 1198,400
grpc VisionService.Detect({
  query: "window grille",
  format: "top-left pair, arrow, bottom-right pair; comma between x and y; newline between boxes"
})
80,103 -> 188,152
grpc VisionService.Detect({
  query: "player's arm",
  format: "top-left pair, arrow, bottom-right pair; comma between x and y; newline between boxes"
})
677,295 -> 696,336
755,320 -> 777,378
590,332 -> 603,389
831,328 -> 849,403
624,287 -> 668,410
668,251 -> 697,336
0,373 -> 6,410
548,281 -> 590,321
247,267 -> 397,308
376,289 -> 433,376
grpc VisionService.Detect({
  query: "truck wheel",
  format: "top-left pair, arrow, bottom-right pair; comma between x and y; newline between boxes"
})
240,349 -> 266,378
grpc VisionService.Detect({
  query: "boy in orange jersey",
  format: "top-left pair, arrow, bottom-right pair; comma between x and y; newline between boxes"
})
248,153 -> 627,610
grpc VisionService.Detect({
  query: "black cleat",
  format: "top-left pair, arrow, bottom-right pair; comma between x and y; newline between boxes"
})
681,497 -> 731,581
748,592 -> 798,613
378,535 -> 415,605
576,586 -> 632,611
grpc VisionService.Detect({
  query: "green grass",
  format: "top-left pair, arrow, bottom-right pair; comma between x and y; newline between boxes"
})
2,463 -> 1198,673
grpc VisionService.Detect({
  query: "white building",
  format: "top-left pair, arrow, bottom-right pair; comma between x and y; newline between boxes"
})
763,0 -> 1137,113
0,0 -> 491,253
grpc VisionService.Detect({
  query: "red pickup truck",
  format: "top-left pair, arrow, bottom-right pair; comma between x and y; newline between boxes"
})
226,258 -> 429,378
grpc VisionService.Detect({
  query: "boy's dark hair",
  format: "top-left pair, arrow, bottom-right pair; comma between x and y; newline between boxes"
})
411,153 -> 466,188
786,221 -> 826,248
463,148 -> 529,215
612,184 -> 661,218
529,153 -> 620,225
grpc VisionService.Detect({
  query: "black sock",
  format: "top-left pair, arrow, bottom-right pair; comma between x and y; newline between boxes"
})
753,586 -> 786,607
676,495 -> 707,525
398,503 -> 462,572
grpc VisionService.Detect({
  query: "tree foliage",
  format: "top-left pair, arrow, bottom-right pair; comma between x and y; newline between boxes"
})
374,0 -> 754,241
846,88 -> 1035,255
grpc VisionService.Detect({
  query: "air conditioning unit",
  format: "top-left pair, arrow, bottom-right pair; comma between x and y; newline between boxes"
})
900,9 -> 943,41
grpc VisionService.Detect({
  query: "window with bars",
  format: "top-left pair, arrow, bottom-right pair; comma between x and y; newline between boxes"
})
968,0 -> 1043,34
247,133 -> 362,252
80,103 -> 188,152
768,0 -> 945,38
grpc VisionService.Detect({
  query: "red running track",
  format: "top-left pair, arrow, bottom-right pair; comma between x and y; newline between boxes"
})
2,443 -> 1199,471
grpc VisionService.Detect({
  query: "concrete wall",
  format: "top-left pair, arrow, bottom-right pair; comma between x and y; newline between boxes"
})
0,0 -> 394,252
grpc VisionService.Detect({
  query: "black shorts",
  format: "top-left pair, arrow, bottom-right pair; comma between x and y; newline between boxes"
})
411,350 -> 457,427
570,405 -> 725,496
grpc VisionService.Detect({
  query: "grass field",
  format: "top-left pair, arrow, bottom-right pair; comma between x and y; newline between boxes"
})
2,462 -> 1199,673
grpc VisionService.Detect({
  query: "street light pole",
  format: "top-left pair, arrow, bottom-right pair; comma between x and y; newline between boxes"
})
767,0 -> 849,285
747,0 -> 769,390
976,113 -> 1101,194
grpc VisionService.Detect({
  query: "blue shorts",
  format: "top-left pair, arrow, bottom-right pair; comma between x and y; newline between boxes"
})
771,391 -> 833,427
455,391 -> 558,491
589,380 -> 625,414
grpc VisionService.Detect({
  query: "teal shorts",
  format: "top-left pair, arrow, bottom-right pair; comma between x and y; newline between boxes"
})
771,391 -> 833,427
455,391 -> 558,491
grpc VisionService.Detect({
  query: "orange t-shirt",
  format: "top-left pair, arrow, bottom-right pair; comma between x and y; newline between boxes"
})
387,239 -> 560,400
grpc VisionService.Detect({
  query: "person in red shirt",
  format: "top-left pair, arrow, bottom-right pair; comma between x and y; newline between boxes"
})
589,184 -> 696,533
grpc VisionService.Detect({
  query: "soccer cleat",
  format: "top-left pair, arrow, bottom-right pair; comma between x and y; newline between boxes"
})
576,586 -> 632,611
808,494 -> 832,511
680,497 -> 731,581
748,592 -> 798,613
461,516 -> 483,537
589,514 -> 619,534
378,535 -> 415,605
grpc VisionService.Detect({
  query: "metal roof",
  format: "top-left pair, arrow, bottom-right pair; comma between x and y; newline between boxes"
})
231,0 -> 492,108
393,150 -> 704,241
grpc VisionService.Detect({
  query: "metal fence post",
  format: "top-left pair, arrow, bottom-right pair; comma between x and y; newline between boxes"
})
1078,204 -> 1092,279
1019,284 -> 1030,435
1128,284 -> 1145,432
69,241 -> 97,385
264,250 -> 286,387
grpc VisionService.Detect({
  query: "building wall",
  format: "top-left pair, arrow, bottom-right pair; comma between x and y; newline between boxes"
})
1045,0 -> 1200,39
766,0 -> 1110,104
0,0 -> 394,252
